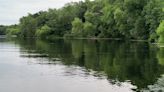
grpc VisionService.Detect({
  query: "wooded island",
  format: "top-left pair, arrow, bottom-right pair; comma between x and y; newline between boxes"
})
0,0 -> 164,42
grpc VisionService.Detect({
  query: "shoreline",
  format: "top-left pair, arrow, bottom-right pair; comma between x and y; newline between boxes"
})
4,35 -> 150,42
2,36 -> 164,48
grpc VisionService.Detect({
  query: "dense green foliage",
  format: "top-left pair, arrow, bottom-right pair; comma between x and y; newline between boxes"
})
156,20 -> 164,43
0,25 -> 20,36
17,2 -> 87,38
6,25 -> 20,36
0,25 -> 7,35
71,18 -> 84,37
3,0 -> 164,42
36,25 -> 51,38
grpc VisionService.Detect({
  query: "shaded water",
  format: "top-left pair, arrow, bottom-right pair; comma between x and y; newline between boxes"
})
0,38 -> 164,92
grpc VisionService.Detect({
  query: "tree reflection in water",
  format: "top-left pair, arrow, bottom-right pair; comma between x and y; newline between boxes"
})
16,38 -> 164,91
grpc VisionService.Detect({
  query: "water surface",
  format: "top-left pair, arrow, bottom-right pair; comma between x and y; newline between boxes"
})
0,38 -> 164,92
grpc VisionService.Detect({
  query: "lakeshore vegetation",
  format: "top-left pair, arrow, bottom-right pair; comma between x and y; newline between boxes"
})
0,0 -> 164,42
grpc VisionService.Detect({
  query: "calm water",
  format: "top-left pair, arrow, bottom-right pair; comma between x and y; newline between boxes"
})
0,38 -> 164,92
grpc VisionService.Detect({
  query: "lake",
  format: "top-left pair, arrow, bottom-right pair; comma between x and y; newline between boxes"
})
0,38 -> 164,92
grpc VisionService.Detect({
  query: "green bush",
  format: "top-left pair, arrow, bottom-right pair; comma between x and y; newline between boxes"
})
0,26 -> 7,35
71,18 -> 84,37
156,20 -> 164,43
6,27 -> 20,36
36,25 -> 51,38
83,21 -> 96,37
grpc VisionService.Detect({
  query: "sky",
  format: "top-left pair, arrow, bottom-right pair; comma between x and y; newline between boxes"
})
0,0 -> 82,25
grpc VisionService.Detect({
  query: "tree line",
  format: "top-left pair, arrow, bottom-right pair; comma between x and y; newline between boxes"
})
1,0 -> 164,42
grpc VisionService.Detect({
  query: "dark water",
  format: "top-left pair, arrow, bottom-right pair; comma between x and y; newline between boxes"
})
0,38 -> 164,92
